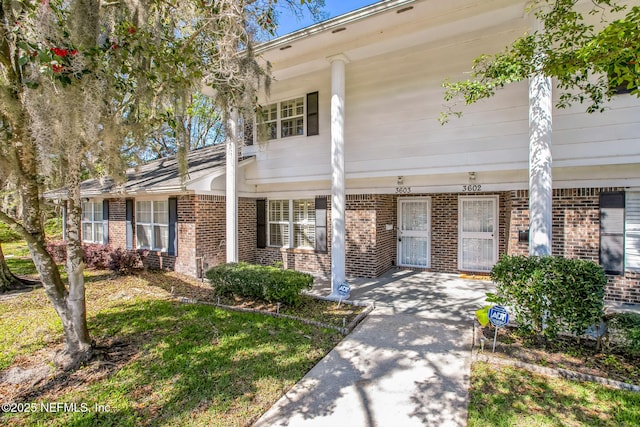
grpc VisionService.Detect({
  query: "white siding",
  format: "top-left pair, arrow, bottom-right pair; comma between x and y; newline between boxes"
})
244,7 -> 640,187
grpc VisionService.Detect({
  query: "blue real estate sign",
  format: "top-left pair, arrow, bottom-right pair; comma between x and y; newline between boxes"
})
337,282 -> 351,298
488,305 -> 509,327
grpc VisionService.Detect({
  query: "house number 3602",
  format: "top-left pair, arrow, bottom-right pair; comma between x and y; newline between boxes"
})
395,186 -> 412,194
462,184 -> 482,192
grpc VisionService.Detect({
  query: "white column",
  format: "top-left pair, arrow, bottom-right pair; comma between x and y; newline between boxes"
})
329,54 -> 349,298
226,108 -> 238,263
528,11 -> 552,256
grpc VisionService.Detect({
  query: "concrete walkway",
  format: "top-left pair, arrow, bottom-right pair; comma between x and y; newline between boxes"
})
253,270 -> 494,427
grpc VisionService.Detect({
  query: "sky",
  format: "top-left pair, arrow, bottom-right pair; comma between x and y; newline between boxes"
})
274,0 -> 381,37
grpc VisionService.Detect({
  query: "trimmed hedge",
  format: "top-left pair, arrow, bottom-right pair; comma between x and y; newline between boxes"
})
205,262 -> 313,306
489,255 -> 606,339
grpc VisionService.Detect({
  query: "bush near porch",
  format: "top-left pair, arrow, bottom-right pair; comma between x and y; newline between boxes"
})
489,255 -> 607,339
205,262 -> 313,307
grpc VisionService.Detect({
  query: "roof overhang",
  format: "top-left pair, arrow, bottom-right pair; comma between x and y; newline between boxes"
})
255,0 -> 528,81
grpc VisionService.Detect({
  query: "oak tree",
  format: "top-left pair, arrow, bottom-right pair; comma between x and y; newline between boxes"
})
442,0 -> 639,121
0,0 -> 319,369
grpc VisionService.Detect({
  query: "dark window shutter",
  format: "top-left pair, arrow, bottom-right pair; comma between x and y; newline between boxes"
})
307,92 -> 319,136
168,197 -> 178,256
600,191 -> 625,275
102,200 -> 109,245
315,197 -> 327,253
257,199 -> 267,248
126,199 -> 134,250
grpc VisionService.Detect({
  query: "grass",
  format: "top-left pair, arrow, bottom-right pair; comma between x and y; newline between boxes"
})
2,240 -> 51,276
0,270 -> 347,426
469,361 -> 640,426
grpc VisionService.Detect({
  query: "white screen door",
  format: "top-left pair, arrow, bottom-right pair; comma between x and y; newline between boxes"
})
458,196 -> 498,272
398,198 -> 430,268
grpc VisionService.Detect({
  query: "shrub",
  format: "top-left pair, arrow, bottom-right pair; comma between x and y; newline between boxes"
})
45,242 -> 146,274
489,255 -> 606,339
108,248 -> 147,275
83,244 -> 112,269
46,240 -> 68,263
205,262 -> 313,306
606,312 -> 640,357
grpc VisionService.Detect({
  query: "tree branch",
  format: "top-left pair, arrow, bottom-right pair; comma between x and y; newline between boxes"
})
0,208 -> 37,245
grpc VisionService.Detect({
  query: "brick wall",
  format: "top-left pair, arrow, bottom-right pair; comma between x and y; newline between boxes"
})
103,187 -> 639,304
506,187 -> 639,303
255,195 -> 388,278
194,195 -> 226,276
107,198 -> 126,249
430,194 -> 459,273
607,272 -> 640,303
375,195 -> 396,276
238,198 -> 257,264
346,195 -> 377,277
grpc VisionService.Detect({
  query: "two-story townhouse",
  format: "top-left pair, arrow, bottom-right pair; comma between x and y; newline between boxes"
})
60,0 -> 640,303
235,0 -> 640,302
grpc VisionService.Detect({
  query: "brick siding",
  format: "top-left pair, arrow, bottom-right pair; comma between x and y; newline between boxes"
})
102,186 -> 640,304
238,198 -> 257,264
507,187 -> 639,303
107,198 -> 126,249
194,195 -> 226,276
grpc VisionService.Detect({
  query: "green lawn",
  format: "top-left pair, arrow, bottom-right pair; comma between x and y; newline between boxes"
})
468,361 -> 640,427
0,271 -> 345,426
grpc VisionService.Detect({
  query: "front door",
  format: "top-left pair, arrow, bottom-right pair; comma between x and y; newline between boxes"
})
398,198 -> 431,268
458,196 -> 498,272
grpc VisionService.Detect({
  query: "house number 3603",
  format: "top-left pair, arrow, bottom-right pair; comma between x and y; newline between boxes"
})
395,186 -> 412,194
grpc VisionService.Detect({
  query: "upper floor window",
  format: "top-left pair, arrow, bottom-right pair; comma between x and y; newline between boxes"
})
257,92 -> 318,143
268,199 -> 315,249
82,200 -> 104,243
136,200 -> 169,251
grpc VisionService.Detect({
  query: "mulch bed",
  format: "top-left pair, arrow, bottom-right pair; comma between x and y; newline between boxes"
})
478,325 -> 640,386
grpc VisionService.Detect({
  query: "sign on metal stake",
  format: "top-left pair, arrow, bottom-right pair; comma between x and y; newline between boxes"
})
336,282 -> 350,308
488,305 -> 509,352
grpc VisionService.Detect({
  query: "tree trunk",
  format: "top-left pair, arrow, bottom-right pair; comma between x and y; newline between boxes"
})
17,130 -> 92,371
0,244 -> 23,292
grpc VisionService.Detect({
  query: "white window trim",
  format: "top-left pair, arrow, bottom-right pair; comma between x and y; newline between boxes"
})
625,191 -> 640,272
267,199 -> 315,249
135,199 -> 169,252
458,195 -> 499,272
81,200 -> 104,244
259,96 -> 306,142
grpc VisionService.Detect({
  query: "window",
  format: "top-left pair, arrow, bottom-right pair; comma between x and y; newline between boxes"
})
82,201 -> 104,243
599,191 -> 640,274
268,199 -> 315,249
626,192 -> 640,271
136,200 -> 169,251
257,93 -> 318,142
